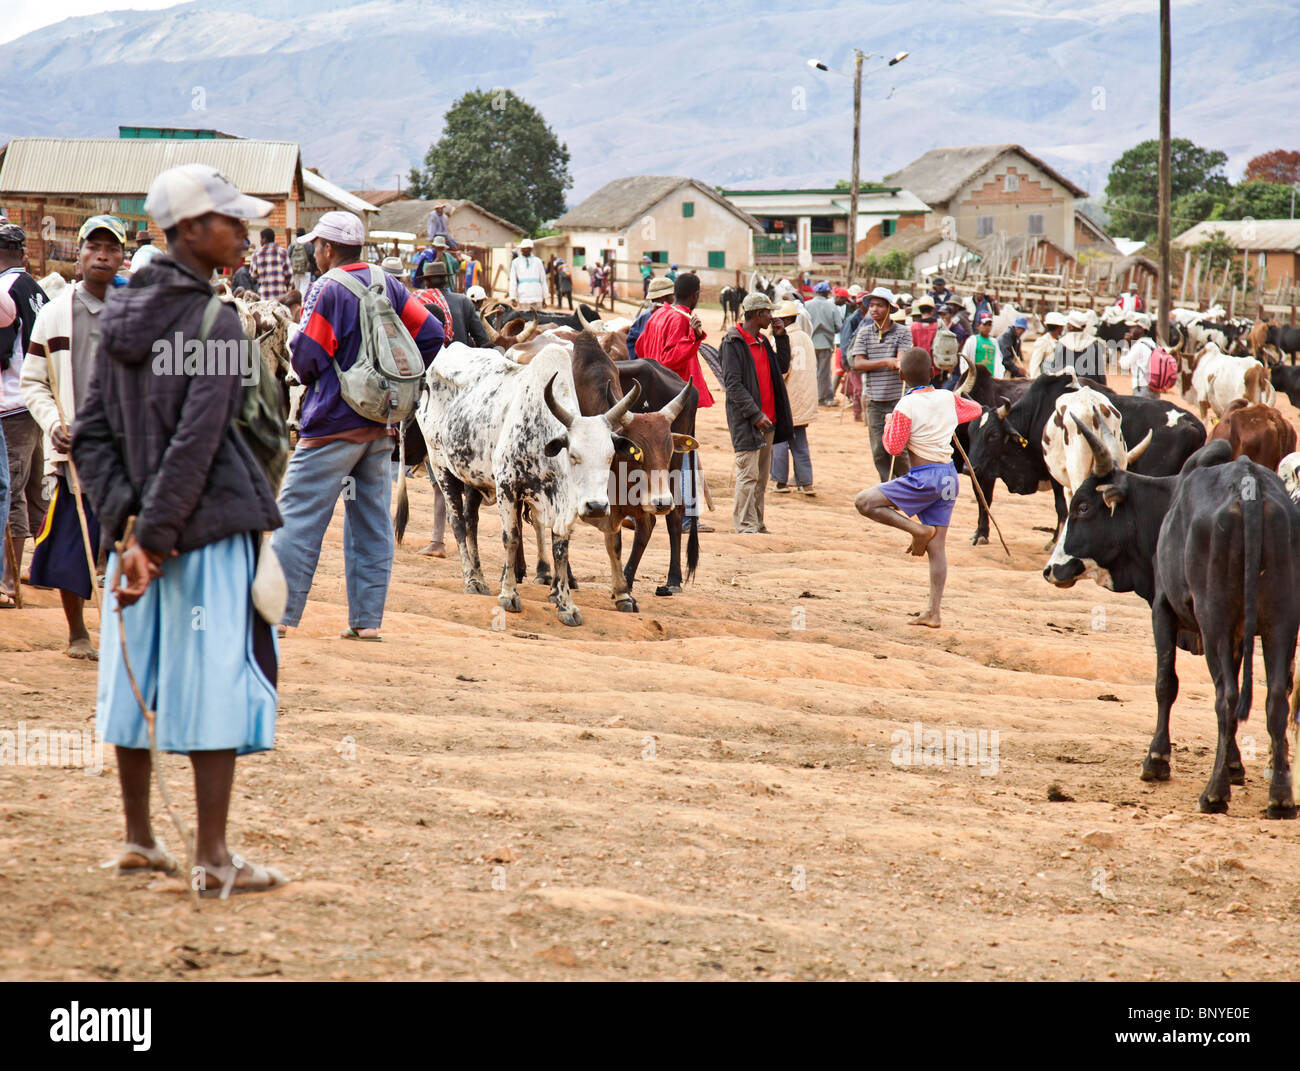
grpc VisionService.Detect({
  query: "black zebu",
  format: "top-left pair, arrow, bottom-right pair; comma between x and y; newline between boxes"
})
1045,432 -> 1300,817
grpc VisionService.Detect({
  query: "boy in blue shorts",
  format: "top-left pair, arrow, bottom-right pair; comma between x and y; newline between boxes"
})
854,347 -> 982,629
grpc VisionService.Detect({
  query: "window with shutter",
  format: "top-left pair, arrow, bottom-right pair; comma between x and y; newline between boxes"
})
682,202 -> 695,218
708,251 -> 725,269
977,215 -> 994,237
1027,214 -> 1044,235
1004,173 -> 1019,192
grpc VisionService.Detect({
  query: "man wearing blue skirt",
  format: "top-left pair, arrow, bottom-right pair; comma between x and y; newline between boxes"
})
73,163 -> 288,897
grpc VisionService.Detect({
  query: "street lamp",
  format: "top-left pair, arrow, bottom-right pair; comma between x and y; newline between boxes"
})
808,50 -> 909,281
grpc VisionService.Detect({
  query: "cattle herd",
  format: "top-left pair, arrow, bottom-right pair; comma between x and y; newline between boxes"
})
222,277 -> 1300,818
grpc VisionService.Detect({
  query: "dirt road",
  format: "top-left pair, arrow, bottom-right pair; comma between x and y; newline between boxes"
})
3,306 -> 1298,981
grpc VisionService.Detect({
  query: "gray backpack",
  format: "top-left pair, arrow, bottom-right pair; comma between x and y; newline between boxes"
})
932,327 -> 959,371
323,265 -> 426,425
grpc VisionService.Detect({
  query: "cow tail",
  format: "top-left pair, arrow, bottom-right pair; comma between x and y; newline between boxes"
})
686,454 -> 699,583
394,422 -> 409,545
1236,467 -> 1262,722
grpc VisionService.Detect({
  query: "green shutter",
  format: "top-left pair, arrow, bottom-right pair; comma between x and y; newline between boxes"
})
707,250 -> 725,269
682,201 -> 694,218
572,252 -> 586,267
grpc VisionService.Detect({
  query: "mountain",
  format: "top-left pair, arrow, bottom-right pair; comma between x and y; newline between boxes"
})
1,0 -> 1297,215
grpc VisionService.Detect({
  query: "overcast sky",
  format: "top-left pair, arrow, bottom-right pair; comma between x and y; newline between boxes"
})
1,0 -> 181,43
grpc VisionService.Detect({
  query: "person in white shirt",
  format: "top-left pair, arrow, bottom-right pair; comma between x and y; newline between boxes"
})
508,238 -> 549,311
126,229 -> 162,276
1028,311 -> 1067,377
1116,284 -> 1141,314
1119,313 -> 1157,397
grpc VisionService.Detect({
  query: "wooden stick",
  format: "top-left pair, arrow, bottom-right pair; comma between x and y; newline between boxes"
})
46,360 -> 100,611
951,433 -> 1011,558
3,523 -> 21,608
109,517 -> 199,909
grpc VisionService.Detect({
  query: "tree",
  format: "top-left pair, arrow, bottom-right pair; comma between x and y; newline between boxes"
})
1193,229 -> 1244,288
407,90 -> 571,234
1223,180 -> 1295,220
1171,189 -> 1224,230
1105,138 -> 1228,243
1244,149 -> 1300,186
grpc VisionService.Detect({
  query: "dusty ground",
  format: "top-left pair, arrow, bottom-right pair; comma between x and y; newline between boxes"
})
3,305 -> 1300,982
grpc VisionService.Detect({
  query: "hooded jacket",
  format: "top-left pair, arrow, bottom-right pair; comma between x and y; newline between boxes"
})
72,255 -> 282,556
719,325 -> 792,452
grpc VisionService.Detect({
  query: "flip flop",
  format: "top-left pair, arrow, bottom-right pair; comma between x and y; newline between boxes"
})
102,840 -> 179,876
201,858 -> 290,900
0,591 -> 14,609
341,628 -> 382,642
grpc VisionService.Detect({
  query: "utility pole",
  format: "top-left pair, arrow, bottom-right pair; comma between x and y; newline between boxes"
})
848,50 -> 864,284
1157,0 -> 1172,345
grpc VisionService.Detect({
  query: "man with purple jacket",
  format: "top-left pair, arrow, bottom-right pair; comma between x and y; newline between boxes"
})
275,211 -> 443,641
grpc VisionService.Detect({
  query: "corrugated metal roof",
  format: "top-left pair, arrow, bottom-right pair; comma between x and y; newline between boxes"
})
0,137 -> 301,197
302,169 -> 376,214
1173,219 -> 1300,252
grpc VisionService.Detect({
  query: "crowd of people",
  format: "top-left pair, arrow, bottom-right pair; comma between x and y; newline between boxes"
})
0,165 -> 1167,896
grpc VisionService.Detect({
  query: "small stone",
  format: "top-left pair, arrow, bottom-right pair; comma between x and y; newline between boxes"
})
1082,830 -> 1116,849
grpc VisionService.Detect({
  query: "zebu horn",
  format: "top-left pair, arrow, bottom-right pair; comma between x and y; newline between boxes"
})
957,360 -> 977,397
518,316 -> 539,342
544,373 -> 576,428
1071,412 -> 1115,478
576,304 -> 600,334
604,381 -> 643,427
1125,429 -> 1153,466
482,317 -> 501,344
995,402 -> 1010,420
658,377 -> 693,423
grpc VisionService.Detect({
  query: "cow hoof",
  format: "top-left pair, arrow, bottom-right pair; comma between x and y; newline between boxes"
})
615,597 -> 638,613
499,594 -> 522,613
1266,798 -> 1297,820
1228,763 -> 1246,787
534,571 -> 552,586
466,579 -> 491,596
1140,756 -> 1171,782
655,584 -> 682,597
1197,795 -> 1229,814
970,533 -> 988,546
558,609 -> 583,627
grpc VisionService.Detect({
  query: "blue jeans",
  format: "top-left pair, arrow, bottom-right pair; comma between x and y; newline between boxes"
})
772,425 -> 813,487
681,452 -> 699,521
272,435 -> 394,630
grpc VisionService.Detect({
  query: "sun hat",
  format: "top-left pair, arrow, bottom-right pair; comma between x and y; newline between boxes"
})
1013,315 -> 1029,329
298,210 -> 366,246
146,163 -> 273,229
890,308 -> 909,322
865,285 -> 895,306
647,276 -> 675,299
1044,311 -> 1067,328
1066,309 -> 1089,329
847,284 -> 864,298
380,256 -> 403,273
772,299 -> 801,320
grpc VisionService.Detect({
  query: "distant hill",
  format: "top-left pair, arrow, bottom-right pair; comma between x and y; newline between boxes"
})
1,0 -> 1297,211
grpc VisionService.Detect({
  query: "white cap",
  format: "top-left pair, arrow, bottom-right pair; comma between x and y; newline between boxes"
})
1044,311 -> 1067,328
519,237 -> 534,248
380,256 -> 403,273
1067,309 -> 1089,329
847,284 -> 863,298
144,163 -> 273,229
466,285 -> 486,302
299,210 -> 366,246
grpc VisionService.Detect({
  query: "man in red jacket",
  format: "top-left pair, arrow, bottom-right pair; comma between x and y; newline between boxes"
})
635,273 -> 713,532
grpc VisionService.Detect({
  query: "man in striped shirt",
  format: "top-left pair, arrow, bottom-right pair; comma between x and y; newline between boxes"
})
851,286 -> 911,483
249,227 -> 293,302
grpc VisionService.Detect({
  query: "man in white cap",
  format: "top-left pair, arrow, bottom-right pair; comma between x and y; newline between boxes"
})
1051,309 -> 1108,383
276,210 -> 444,641
837,288 -> 865,421
1028,311 -> 1067,377
73,162 -> 288,896
509,238 -> 549,312
1119,312 -> 1157,397
850,286 -> 911,483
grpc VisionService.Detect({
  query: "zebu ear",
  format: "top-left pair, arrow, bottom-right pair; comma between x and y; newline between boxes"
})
671,433 -> 699,453
544,435 -> 568,458
1097,480 -> 1126,514
612,435 -> 643,463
